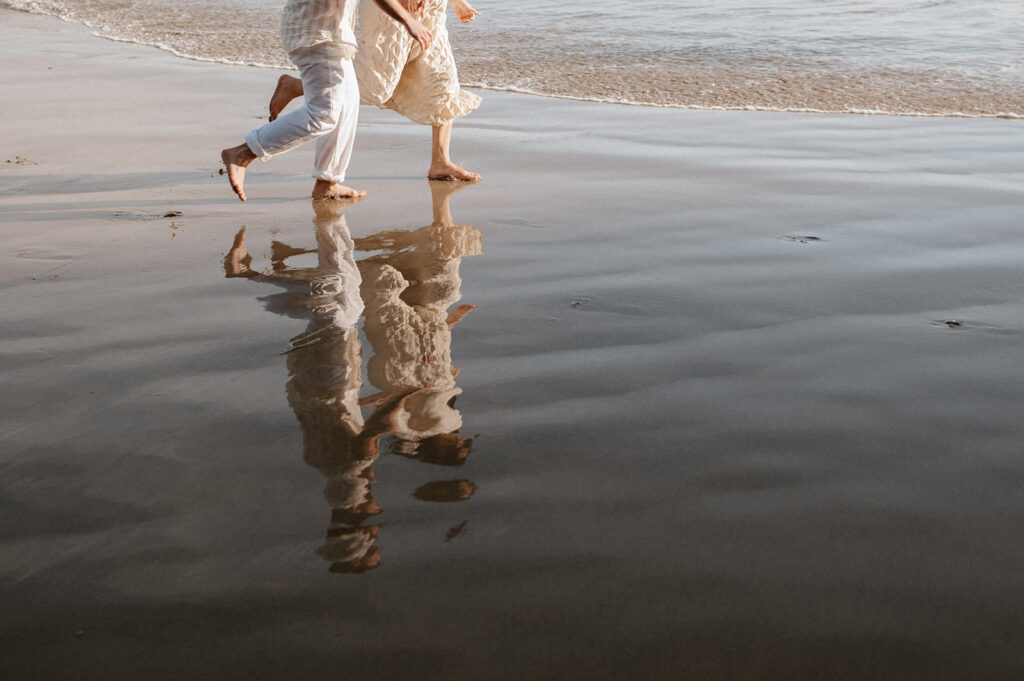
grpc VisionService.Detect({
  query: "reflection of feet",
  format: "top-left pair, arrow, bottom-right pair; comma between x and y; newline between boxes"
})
429,177 -> 475,226
270,241 -> 315,270
312,179 -> 367,200
428,161 -> 481,182
311,194 -> 363,222
221,144 -> 255,202
413,479 -> 476,502
224,227 -> 257,278
268,74 -> 302,122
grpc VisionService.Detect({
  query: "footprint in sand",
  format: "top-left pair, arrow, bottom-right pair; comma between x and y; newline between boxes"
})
930,319 -> 1020,336
17,249 -> 75,261
113,210 -> 183,222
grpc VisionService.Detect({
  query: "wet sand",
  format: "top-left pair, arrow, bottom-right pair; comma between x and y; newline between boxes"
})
3,8 -> 1024,681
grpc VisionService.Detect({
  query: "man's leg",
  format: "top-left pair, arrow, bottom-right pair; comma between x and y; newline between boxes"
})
312,59 -> 364,199
221,43 -> 355,201
269,74 -> 304,122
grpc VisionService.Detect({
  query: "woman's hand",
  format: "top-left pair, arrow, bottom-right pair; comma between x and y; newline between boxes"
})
402,0 -> 426,18
372,0 -> 430,37
405,16 -> 433,51
450,0 -> 479,23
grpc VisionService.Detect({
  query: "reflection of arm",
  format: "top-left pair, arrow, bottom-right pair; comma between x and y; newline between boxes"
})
362,385 -> 432,437
446,304 -> 477,329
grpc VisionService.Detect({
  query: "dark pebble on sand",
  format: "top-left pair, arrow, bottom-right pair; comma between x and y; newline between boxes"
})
163,211 -> 182,217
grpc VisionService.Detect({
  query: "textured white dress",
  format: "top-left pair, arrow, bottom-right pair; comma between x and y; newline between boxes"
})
355,0 -> 481,126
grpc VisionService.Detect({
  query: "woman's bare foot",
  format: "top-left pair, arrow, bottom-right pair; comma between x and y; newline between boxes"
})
269,74 -> 303,122
221,143 -> 257,201
312,179 -> 367,200
427,162 -> 481,182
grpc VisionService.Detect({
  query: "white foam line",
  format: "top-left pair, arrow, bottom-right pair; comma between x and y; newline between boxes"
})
1,2 -> 294,70
5,2 -> 1021,121
462,81 -> 1024,120
100,34 -> 293,71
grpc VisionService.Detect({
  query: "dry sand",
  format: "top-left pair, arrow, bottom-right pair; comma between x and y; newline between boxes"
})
2,7 -> 1024,681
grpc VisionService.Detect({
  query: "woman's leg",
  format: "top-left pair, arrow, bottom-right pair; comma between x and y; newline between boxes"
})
429,123 -> 480,182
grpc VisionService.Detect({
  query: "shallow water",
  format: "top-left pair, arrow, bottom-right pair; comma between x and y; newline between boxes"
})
3,0 -> 1023,116
3,70 -> 1024,677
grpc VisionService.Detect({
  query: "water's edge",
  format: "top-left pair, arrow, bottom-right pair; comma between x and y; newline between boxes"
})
5,3 -> 1022,121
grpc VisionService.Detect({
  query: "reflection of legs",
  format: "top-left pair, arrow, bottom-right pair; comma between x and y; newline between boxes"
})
429,122 -> 480,182
429,176 -> 473,226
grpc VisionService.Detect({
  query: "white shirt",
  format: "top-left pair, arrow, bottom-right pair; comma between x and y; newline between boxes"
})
281,0 -> 358,56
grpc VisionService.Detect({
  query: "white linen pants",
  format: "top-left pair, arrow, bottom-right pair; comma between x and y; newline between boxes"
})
245,42 -> 359,184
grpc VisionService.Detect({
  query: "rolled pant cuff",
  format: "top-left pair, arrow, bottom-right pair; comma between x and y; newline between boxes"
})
313,171 -> 346,184
244,131 -> 271,161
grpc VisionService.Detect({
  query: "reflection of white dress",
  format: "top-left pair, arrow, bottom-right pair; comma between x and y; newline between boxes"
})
355,0 -> 481,126
359,224 -> 482,443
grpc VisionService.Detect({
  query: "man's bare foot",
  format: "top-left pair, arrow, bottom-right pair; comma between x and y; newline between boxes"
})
428,162 -> 480,182
221,144 -> 256,202
270,241 -> 315,270
269,74 -> 303,122
312,179 -> 367,200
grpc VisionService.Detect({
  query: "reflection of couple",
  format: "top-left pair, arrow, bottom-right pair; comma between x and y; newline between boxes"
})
225,182 -> 481,573
221,0 -> 480,202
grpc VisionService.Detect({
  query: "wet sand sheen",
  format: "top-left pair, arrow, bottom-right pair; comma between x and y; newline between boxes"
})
2,8 -> 1024,681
